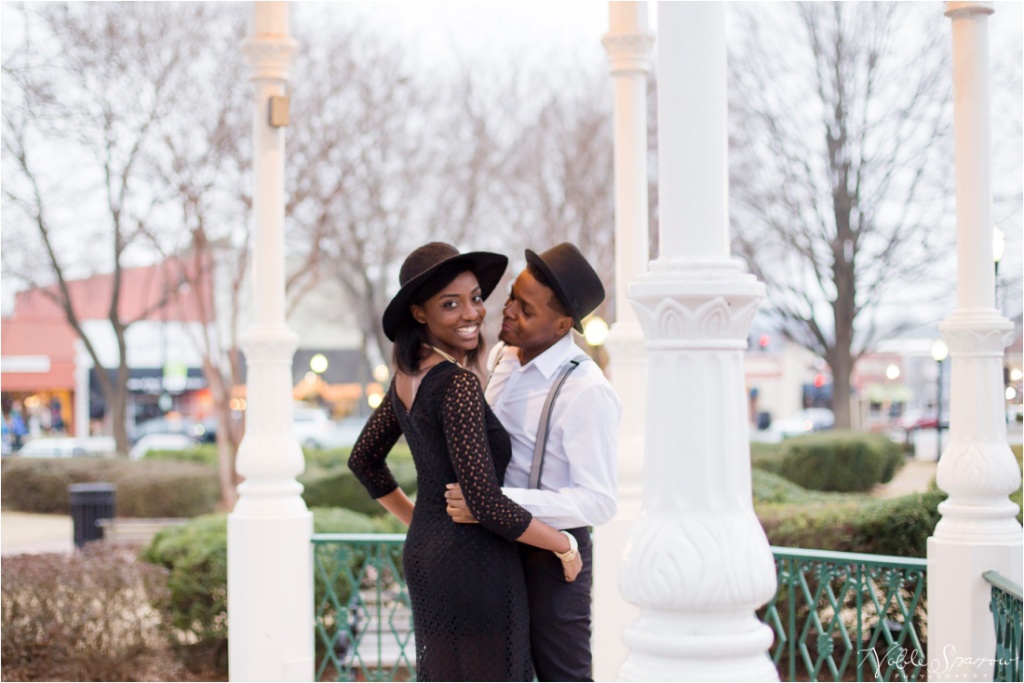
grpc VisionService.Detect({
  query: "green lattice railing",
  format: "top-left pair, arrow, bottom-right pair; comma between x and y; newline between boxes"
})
312,534 -> 414,682
762,547 -> 927,682
984,570 -> 1023,683
312,536 -> 935,682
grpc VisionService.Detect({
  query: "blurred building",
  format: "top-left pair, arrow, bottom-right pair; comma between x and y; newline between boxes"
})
1,253 -> 376,437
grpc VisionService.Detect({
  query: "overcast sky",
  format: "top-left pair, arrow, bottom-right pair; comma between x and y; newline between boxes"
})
2,1 -> 1021,320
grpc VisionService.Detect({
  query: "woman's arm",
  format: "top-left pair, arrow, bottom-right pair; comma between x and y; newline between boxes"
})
348,386 -> 411,525
375,488 -> 414,527
441,370 -> 582,580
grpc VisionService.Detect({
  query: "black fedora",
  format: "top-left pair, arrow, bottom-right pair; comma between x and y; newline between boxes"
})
382,242 -> 508,342
524,243 -> 605,333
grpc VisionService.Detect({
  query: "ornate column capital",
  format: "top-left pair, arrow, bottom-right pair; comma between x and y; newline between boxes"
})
944,1 -> 994,19
240,36 -> 298,82
602,31 -> 656,76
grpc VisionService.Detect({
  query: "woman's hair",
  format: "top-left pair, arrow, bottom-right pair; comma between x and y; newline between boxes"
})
392,265 -> 486,375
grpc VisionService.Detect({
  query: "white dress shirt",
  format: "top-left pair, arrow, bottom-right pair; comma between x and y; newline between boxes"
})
485,333 -> 621,529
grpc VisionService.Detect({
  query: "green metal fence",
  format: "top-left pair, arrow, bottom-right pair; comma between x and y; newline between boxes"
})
983,570 -> 1023,683
762,547 -> 927,682
312,533 -> 414,682
312,535 -> 936,682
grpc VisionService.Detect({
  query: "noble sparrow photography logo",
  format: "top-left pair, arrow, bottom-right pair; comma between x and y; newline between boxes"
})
860,644 -> 1021,680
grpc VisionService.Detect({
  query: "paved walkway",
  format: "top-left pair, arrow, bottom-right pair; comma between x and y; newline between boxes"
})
872,459 -> 938,499
1,511 -> 74,555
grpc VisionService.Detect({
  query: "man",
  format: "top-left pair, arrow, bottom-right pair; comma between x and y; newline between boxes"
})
445,242 -> 622,682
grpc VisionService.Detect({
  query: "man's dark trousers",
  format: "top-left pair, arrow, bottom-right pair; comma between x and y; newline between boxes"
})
518,527 -> 593,682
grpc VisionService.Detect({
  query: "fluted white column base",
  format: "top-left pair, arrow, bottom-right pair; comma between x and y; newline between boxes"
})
618,264 -> 778,682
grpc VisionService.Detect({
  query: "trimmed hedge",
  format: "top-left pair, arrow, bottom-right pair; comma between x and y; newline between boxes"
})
140,507 -> 404,673
752,468 -> 945,557
0,457 -> 219,518
300,457 -> 418,516
778,431 -> 905,493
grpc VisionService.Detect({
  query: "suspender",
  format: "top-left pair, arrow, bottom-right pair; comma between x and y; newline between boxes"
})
529,354 -> 588,489
486,342 -> 590,489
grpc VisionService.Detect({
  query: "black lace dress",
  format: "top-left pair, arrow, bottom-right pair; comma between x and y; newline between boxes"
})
348,362 -> 535,682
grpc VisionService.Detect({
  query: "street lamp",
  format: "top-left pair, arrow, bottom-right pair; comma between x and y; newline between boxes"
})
931,338 -> 949,459
993,227 -> 1005,312
583,315 -> 610,347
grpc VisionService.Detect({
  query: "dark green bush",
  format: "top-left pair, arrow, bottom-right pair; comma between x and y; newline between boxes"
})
750,441 -> 785,476
0,457 -> 219,517
757,488 -> 946,558
141,506 -> 402,674
301,456 -> 417,516
779,431 -> 905,493
143,444 -> 218,467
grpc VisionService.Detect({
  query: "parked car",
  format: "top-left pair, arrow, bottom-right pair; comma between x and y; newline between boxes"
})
130,433 -> 202,460
17,437 -> 89,458
132,415 -> 214,445
771,408 -> 836,440
292,407 -> 333,450
323,416 -> 369,449
292,409 -> 368,450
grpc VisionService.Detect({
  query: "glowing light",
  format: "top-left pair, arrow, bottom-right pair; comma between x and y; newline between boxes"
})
931,339 -> 949,363
583,316 -> 609,346
1006,387 -> 1017,401
373,364 -> 390,383
813,374 -> 826,388
758,335 -> 770,349
304,371 -> 318,384
1011,368 -> 1023,383
993,227 -> 1006,264
885,364 -> 900,381
367,392 -> 384,409
310,353 -> 328,374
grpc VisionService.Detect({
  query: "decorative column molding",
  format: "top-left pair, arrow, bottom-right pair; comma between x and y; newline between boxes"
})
617,4 -> 777,681
593,3 -> 654,679
227,4 -> 312,682
928,3 -> 1022,680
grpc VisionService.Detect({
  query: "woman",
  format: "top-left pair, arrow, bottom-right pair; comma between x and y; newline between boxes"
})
348,242 -> 581,682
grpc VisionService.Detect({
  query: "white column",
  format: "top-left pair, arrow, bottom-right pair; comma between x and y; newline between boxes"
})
928,4 -> 1023,680
594,3 -> 654,680
74,339 -> 91,437
227,4 -> 312,682
618,4 -> 777,681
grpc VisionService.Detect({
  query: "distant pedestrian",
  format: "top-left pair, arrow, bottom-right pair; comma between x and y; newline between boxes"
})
9,403 -> 27,451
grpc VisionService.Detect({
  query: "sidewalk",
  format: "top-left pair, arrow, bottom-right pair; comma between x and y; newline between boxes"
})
872,459 -> 938,499
1,511 -> 74,555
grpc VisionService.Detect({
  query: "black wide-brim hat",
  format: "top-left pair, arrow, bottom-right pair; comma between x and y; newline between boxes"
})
525,243 -> 605,333
382,242 -> 508,342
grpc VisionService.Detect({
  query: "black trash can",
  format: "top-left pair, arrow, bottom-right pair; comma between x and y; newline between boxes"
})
68,482 -> 116,548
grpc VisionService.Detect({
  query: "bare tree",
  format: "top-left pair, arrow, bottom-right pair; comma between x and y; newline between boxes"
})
728,2 -> 956,428
2,3 -> 208,456
144,5 -> 251,508
285,13 -> 472,367
496,63 -> 617,317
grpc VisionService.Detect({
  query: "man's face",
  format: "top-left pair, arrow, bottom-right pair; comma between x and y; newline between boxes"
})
499,269 -> 574,362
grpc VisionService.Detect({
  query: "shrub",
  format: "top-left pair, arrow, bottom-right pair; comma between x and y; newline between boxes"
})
757,488 -> 946,558
302,442 -> 412,471
0,457 -> 219,517
779,431 -> 905,493
301,456 -> 418,516
750,441 -> 785,476
141,506 -> 400,675
143,444 -> 218,467
2,545 -> 171,682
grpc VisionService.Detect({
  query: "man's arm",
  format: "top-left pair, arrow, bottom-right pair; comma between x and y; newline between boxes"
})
447,381 -> 621,528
